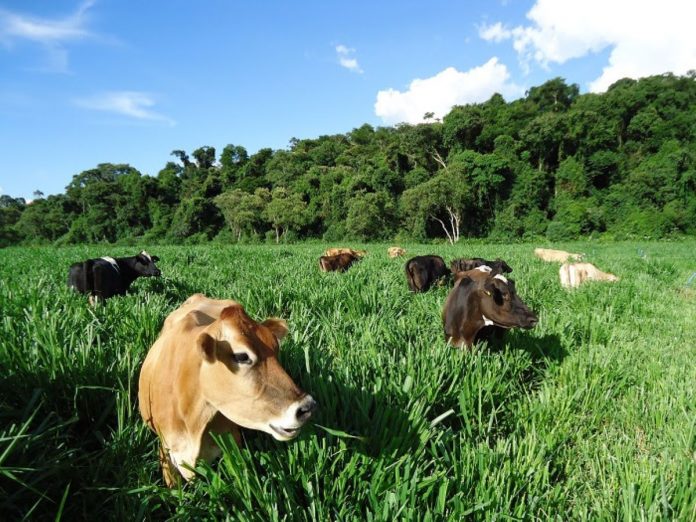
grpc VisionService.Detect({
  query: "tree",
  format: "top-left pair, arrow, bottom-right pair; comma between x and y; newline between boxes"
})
171,150 -> 191,167
263,187 -> 307,243
214,189 -> 266,241
192,146 -> 216,170
526,77 -> 579,112
345,191 -> 396,240
0,195 -> 26,247
443,104 -> 484,151
14,195 -> 70,242
400,170 -> 471,243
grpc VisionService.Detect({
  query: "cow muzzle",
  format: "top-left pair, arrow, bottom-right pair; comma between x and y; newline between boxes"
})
522,312 -> 539,329
268,395 -> 317,441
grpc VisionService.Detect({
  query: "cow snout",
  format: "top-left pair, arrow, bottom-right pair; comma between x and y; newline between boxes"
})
153,268 -> 162,277
524,312 -> 539,328
295,395 -> 317,422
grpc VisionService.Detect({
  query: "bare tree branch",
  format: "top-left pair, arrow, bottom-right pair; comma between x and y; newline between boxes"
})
433,150 -> 448,172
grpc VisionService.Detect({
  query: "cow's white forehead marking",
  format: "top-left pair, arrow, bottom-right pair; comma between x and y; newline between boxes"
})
494,274 -> 508,284
101,256 -> 119,272
140,250 -> 152,262
482,314 -> 494,326
476,265 -> 492,273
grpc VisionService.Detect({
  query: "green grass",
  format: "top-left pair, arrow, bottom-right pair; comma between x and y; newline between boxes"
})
1,240 -> 695,520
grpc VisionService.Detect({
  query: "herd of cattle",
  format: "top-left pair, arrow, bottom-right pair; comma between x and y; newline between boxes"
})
65,246 -> 618,485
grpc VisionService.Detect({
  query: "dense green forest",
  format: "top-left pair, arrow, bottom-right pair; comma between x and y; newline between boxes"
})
2,73 -> 695,247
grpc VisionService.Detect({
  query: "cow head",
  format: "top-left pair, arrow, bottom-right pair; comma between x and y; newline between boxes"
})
491,258 -> 513,274
135,251 -> 162,277
476,274 -> 538,329
197,305 -> 316,441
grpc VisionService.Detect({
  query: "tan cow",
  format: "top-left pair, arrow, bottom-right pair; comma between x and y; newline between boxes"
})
323,247 -> 367,258
534,248 -> 584,263
559,262 -> 619,288
387,247 -> 406,258
138,293 -> 316,486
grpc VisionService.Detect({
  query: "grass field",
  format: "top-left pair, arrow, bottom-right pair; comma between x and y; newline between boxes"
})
1,241 -> 695,520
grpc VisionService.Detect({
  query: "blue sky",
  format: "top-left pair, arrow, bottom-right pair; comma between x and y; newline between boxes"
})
1,0 -> 694,200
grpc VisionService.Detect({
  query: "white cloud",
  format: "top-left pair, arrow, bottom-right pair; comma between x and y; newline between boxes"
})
479,0 -> 696,92
478,22 -> 512,44
335,44 -> 363,73
374,57 -> 523,124
0,1 -> 95,72
74,91 -> 175,126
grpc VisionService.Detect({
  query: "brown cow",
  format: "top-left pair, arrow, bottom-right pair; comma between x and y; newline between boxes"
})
405,255 -> 450,292
534,248 -> 583,263
559,262 -> 619,288
138,293 -> 316,486
323,247 -> 367,258
443,267 -> 538,348
387,246 -> 406,258
319,253 -> 360,272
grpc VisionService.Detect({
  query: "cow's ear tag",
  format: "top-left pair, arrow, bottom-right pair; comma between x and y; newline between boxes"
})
484,290 -> 491,296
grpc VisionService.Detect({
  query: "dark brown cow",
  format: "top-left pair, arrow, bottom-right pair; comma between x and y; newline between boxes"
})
443,267 -> 538,348
404,255 -> 450,292
319,253 -> 360,272
450,257 -> 512,274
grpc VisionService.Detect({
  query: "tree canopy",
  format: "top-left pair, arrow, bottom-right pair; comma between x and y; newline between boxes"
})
3,73 -> 696,245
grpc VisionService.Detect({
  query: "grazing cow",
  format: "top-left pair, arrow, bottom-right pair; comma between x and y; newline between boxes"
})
323,247 -> 367,258
388,246 -> 406,258
138,294 -> 317,486
443,267 -> 538,348
450,257 -> 512,274
319,253 -> 360,272
67,250 -> 161,303
534,248 -> 583,263
559,262 -> 619,288
405,255 -> 450,292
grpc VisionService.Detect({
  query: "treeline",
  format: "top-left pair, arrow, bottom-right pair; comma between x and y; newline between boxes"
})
2,73 -> 695,247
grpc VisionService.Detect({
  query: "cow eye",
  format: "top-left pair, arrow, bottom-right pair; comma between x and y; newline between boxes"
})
232,352 -> 252,365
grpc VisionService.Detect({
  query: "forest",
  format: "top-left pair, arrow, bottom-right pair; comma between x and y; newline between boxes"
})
1,73 -> 695,247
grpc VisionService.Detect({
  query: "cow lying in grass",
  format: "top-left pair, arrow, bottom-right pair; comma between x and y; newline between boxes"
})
450,257 -> 512,274
560,262 -> 619,288
67,250 -> 161,304
138,294 -> 316,486
405,255 -> 450,292
443,266 -> 538,348
534,248 -> 583,263
323,247 -> 367,258
319,252 -> 361,272
388,246 -> 406,258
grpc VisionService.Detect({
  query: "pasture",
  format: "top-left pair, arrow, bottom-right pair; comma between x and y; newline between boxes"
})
1,241 -> 695,520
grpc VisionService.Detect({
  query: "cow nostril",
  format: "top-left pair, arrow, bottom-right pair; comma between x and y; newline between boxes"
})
296,396 -> 317,420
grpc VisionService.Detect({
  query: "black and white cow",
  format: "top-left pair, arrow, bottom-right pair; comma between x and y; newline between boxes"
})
68,251 -> 161,303
450,257 -> 513,275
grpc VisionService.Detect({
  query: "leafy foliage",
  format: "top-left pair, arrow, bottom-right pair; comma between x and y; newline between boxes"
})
4,73 -> 696,245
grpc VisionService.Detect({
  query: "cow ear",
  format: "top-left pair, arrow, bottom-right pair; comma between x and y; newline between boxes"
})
457,275 -> 475,289
262,318 -> 289,342
152,255 -> 160,262
197,332 -> 217,362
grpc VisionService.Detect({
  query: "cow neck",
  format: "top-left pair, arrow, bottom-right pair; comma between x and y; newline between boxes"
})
176,328 -> 219,433
115,257 -> 141,287
460,286 -> 489,346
